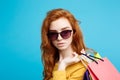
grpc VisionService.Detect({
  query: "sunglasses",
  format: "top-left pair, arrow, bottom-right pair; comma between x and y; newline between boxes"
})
47,30 -> 73,41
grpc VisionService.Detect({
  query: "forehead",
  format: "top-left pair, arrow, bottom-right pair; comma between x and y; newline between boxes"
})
49,17 -> 72,31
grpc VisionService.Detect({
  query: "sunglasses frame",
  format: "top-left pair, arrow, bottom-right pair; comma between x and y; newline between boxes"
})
47,30 -> 73,41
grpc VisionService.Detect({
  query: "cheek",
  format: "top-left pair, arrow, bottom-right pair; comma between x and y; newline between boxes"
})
68,33 -> 73,41
67,36 -> 73,44
64,34 -> 73,46
51,41 -> 57,47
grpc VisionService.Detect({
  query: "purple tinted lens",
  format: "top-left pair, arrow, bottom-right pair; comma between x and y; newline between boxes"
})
60,30 -> 72,39
48,32 -> 58,40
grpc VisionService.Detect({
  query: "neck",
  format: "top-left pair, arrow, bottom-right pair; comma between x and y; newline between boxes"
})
59,45 -> 74,61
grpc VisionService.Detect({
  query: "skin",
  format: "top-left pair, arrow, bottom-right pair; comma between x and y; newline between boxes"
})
49,17 -> 81,70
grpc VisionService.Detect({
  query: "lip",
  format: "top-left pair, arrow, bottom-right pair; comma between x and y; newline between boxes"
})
57,42 -> 65,46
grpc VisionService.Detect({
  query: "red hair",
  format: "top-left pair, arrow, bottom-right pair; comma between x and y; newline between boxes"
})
41,8 -> 86,80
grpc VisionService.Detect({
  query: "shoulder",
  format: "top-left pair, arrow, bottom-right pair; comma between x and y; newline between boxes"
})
65,61 -> 86,79
66,61 -> 86,74
67,61 -> 85,69
52,61 -> 87,79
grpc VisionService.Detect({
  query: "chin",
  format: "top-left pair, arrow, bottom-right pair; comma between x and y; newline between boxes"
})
57,46 -> 68,50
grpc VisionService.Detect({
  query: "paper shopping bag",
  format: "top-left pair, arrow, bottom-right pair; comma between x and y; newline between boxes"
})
87,57 -> 120,80
83,69 -> 92,80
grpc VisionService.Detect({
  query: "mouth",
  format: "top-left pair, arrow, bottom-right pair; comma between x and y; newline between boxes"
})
57,43 -> 65,46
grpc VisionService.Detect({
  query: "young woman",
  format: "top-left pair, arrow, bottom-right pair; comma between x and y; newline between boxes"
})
41,8 -> 87,80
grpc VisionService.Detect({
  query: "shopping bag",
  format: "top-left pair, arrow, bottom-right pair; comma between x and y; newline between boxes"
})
83,69 -> 92,80
82,49 -> 101,80
81,49 -> 120,80
87,57 -> 120,80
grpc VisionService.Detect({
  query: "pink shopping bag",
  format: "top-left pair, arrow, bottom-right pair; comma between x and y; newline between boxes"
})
87,57 -> 120,80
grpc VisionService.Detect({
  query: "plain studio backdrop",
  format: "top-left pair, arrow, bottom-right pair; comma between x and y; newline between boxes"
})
0,0 -> 120,80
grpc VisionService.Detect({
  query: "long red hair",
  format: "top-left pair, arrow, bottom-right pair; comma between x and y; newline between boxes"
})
41,8 -> 86,80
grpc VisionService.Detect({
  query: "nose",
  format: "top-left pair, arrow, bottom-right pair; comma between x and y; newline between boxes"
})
57,34 -> 63,40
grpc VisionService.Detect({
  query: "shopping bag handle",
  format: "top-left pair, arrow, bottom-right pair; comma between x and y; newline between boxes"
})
89,55 -> 104,61
81,53 -> 104,64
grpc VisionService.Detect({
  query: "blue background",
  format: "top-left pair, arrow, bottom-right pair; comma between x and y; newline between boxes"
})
0,0 -> 120,80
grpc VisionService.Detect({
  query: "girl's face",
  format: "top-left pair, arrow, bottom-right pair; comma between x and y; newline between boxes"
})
48,17 -> 73,50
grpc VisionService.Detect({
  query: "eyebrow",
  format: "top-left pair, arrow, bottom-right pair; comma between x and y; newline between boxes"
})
49,27 -> 71,32
61,27 -> 71,30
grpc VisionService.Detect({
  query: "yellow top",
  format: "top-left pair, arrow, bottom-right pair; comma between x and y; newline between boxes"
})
50,61 -> 86,80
